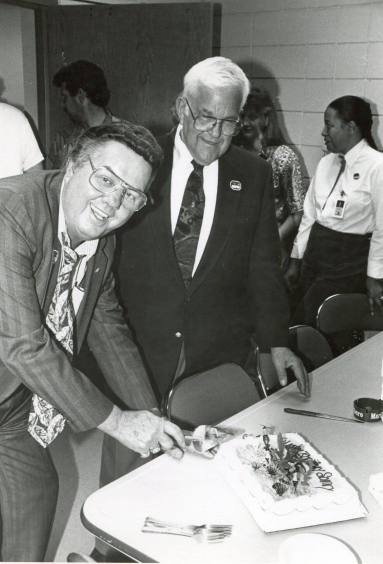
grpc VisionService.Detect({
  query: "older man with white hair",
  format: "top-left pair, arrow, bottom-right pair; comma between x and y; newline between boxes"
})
118,55 -> 310,413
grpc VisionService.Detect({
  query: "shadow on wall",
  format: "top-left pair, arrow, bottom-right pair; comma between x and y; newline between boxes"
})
236,58 -> 309,183
0,76 -> 5,101
368,100 -> 382,151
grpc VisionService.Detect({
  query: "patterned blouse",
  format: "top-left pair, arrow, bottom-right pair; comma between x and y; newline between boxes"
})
264,145 -> 306,226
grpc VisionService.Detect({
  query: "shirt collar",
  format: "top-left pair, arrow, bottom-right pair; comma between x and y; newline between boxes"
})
58,183 -> 99,258
343,138 -> 368,168
174,124 -> 194,165
174,124 -> 218,173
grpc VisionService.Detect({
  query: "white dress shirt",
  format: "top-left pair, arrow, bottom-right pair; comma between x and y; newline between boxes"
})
58,187 -> 99,313
171,125 -> 218,275
291,139 -> 383,278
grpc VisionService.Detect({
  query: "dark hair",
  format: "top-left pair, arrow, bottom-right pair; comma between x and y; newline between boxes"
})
67,121 -> 163,178
328,95 -> 377,150
240,87 -> 286,147
53,60 -> 110,108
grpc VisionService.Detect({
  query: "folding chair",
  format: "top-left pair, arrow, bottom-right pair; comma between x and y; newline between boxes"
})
316,293 -> 383,356
164,363 -> 261,429
255,325 -> 333,397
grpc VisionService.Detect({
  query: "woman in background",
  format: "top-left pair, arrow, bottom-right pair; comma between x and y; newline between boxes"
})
286,95 -> 383,326
237,87 -> 307,267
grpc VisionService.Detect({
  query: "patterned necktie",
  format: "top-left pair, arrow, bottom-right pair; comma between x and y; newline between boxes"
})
28,233 -> 80,448
173,160 -> 205,286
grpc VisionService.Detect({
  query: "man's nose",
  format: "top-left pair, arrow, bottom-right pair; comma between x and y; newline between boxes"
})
103,186 -> 125,209
209,120 -> 223,138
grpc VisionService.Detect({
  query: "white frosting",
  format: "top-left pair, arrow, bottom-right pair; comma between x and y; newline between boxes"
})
217,433 -> 357,517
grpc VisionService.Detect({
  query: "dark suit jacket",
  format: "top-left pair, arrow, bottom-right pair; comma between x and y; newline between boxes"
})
0,171 -> 157,431
117,133 -> 290,397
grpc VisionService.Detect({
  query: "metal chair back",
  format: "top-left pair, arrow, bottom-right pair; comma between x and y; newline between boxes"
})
164,363 -> 261,429
316,293 -> 383,355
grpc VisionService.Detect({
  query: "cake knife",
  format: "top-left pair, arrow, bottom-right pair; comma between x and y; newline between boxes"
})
284,407 -> 364,424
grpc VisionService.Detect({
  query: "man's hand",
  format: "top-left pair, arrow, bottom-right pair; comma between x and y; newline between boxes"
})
270,346 -> 311,398
98,407 -> 186,459
366,276 -> 383,316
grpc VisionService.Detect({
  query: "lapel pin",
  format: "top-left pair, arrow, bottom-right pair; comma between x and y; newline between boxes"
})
353,173 -> 360,180
230,180 -> 242,192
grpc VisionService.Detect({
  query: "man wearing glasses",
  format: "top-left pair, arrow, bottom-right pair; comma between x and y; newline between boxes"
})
116,57 -> 310,475
0,121 -> 185,561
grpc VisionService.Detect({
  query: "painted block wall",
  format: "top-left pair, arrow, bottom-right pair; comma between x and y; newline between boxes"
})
219,0 -> 383,178
62,0 -> 383,179
4,0 -> 383,180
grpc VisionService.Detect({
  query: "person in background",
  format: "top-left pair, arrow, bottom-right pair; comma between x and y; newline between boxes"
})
49,60 -> 120,168
236,88 -> 307,268
115,56 -> 310,482
0,101 -> 44,176
286,95 -> 383,325
0,121 -> 184,562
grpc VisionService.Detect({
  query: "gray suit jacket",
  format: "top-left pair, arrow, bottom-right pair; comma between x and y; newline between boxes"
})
0,170 -> 157,431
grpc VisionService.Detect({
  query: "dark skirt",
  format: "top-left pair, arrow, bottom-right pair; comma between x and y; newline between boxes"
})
301,222 -> 370,289
292,222 -> 370,326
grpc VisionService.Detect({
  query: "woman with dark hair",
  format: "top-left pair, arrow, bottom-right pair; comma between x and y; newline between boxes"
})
286,95 -> 383,325
236,88 -> 307,266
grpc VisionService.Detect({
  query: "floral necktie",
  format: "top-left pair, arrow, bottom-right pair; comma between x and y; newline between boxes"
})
28,233 -> 80,448
173,160 -> 205,286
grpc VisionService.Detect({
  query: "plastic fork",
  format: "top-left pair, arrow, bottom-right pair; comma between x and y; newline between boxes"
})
142,516 -> 233,543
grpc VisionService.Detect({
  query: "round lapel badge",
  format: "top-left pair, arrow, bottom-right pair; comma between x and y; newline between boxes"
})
353,172 -> 360,180
230,180 -> 242,191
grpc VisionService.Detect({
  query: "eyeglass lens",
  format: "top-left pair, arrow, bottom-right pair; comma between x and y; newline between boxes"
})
185,99 -> 239,136
91,169 -> 146,209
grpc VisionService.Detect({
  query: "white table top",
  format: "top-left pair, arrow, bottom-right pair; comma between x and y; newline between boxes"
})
82,333 -> 383,563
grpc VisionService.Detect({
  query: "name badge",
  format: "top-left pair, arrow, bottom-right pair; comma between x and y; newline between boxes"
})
333,198 -> 346,218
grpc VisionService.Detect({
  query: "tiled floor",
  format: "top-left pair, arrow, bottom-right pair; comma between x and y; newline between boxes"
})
46,428 -> 103,562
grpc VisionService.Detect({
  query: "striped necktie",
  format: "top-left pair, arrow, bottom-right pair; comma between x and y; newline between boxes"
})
322,155 -> 346,211
173,160 -> 205,286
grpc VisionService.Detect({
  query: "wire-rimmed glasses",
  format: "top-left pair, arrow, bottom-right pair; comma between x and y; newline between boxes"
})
88,156 -> 148,212
184,98 -> 241,137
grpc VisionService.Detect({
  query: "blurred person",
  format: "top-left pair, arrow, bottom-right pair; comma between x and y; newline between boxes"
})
236,88 -> 307,267
50,60 -> 120,168
0,101 -> 43,176
0,121 -> 184,562
286,95 -> 383,325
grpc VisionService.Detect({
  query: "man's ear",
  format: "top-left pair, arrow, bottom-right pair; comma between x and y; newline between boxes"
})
175,97 -> 186,125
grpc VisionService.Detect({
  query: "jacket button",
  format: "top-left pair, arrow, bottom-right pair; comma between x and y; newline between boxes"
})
175,331 -> 182,338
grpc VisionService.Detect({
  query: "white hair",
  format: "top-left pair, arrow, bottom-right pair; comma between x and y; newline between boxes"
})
182,56 -> 250,108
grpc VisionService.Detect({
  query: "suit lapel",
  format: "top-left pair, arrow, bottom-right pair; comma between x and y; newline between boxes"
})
41,172 -> 64,313
76,237 -> 110,348
150,133 -> 185,285
189,149 -> 244,294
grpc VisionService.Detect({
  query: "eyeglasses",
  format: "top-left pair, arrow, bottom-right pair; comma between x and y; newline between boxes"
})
184,98 -> 241,137
88,156 -> 148,212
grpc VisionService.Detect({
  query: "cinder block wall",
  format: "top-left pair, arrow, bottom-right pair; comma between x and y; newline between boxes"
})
27,0 -> 383,179
220,0 -> 383,179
